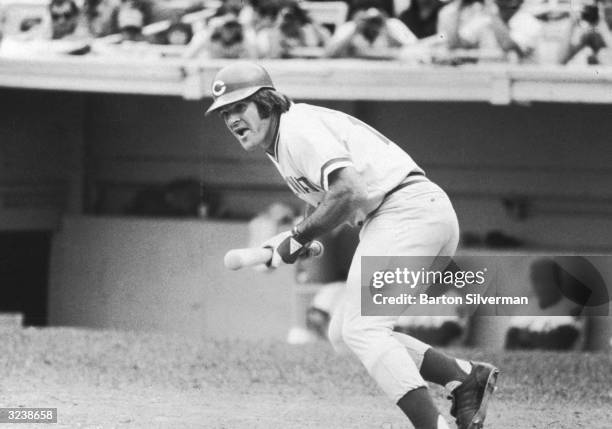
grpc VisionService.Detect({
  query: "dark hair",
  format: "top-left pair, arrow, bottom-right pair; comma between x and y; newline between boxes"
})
349,0 -> 392,17
254,0 -> 283,19
460,0 -> 484,6
84,0 -> 104,19
279,1 -> 311,26
49,0 -> 79,17
247,88 -> 292,118
210,16 -> 244,44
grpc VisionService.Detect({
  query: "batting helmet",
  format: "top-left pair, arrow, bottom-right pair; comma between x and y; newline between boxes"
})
205,62 -> 275,115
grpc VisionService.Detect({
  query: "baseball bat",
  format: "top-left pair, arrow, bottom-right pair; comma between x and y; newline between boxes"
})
224,241 -> 324,271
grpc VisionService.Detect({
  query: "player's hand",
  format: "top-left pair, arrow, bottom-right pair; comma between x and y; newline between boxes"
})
261,230 -> 310,268
261,230 -> 292,268
261,230 -> 292,251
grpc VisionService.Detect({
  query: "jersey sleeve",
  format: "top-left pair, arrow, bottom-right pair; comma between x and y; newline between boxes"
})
285,114 -> 354,191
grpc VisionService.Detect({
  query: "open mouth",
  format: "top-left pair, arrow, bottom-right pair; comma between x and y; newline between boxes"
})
233,126 -> 249,138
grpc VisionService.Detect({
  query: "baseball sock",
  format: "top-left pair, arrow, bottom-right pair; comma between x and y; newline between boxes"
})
419,348 -> 471,393
397,387 -> 450,429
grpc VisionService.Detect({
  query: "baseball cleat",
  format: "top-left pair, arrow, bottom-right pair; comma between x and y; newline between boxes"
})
449,361 -> 499,429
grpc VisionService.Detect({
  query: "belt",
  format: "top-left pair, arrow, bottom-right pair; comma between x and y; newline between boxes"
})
384,171 -> 428,200
358,171 -> 428,226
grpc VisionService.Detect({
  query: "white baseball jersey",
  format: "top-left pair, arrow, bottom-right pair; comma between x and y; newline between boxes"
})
266,103 -> 424,224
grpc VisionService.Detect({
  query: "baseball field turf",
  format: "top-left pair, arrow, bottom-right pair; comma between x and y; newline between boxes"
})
1,327 -> 611,428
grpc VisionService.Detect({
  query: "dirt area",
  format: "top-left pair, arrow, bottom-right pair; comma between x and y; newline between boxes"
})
0,327 -> 611,428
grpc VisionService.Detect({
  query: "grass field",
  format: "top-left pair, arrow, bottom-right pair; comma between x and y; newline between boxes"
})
1,327 -> 611,428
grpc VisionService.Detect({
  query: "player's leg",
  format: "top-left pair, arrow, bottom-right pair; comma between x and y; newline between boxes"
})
328,283 -> 448,428
391,332 -> 471,391
332,320 -> 453,429
329,272 -> 470,403
338,189 -> 460,428
331,279 -> 474,392
399,335 -> 500,429
310,283 -> 472,393
341,256 -> 449,428
376,186 -> 499,429
386,224 -> 475,395
395,331 -> 500,429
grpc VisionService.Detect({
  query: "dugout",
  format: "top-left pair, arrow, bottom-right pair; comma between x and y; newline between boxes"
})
0,59 -> 611,348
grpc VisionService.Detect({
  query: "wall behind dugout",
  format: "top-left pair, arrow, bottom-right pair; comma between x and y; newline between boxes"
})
84,93 -> 612,251
2,88 -> 611,250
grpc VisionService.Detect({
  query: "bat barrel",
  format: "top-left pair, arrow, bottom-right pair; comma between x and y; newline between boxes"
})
224,247 -> 273,270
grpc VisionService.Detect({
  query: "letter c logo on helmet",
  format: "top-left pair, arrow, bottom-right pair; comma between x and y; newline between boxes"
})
205,62 -> 275,115
212,80 -> 226,97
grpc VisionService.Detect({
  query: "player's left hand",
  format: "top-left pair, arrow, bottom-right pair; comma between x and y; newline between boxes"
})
261,230 -> 310,268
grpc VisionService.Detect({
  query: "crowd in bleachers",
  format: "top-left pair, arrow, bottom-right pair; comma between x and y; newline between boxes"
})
0,0 -> 611,64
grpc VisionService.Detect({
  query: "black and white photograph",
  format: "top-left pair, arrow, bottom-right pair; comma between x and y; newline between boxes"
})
0,0 -> 611,427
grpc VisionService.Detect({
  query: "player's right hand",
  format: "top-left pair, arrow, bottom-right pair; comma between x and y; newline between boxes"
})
261,230 -> 292,250
261,230 -> 311,269
260,230 -> 293,269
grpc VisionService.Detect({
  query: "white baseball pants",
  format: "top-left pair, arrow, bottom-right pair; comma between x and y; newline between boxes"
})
328,180 -> 460,402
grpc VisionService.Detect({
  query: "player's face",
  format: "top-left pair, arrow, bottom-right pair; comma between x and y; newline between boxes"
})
219,101 -> 273,152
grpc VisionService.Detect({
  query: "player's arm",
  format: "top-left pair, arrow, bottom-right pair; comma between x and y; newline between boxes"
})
294,166 -> 367,241
266,166 -> 367,268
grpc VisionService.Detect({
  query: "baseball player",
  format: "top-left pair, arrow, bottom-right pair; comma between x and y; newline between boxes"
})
207,61 -> 499,429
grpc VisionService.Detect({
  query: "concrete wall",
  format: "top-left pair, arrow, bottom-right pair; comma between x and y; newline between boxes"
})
48,216 -> 296,340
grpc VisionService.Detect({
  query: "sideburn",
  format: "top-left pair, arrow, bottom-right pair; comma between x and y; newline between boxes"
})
264,112 -> 281,155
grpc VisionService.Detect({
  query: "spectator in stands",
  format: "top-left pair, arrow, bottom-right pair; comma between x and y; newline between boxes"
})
116,0 -> 149,42
83,0 -> 121,37
1,0 -> 92,56
209,0 -> 256,29
16,0 -> 89,40
399,0 -> 445,39
183,14 -> 258,58
257,0 -> 330,57
324,0 -> 417,58
50,0 -> 80,39
557,0 -> 612,65
488,0 -> 542,61
250,0 -> 283,31
438,0 -> 542,62
216,0 -> 245,17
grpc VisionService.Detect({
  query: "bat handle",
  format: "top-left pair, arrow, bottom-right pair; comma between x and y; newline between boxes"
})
305,240 -> 324,258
